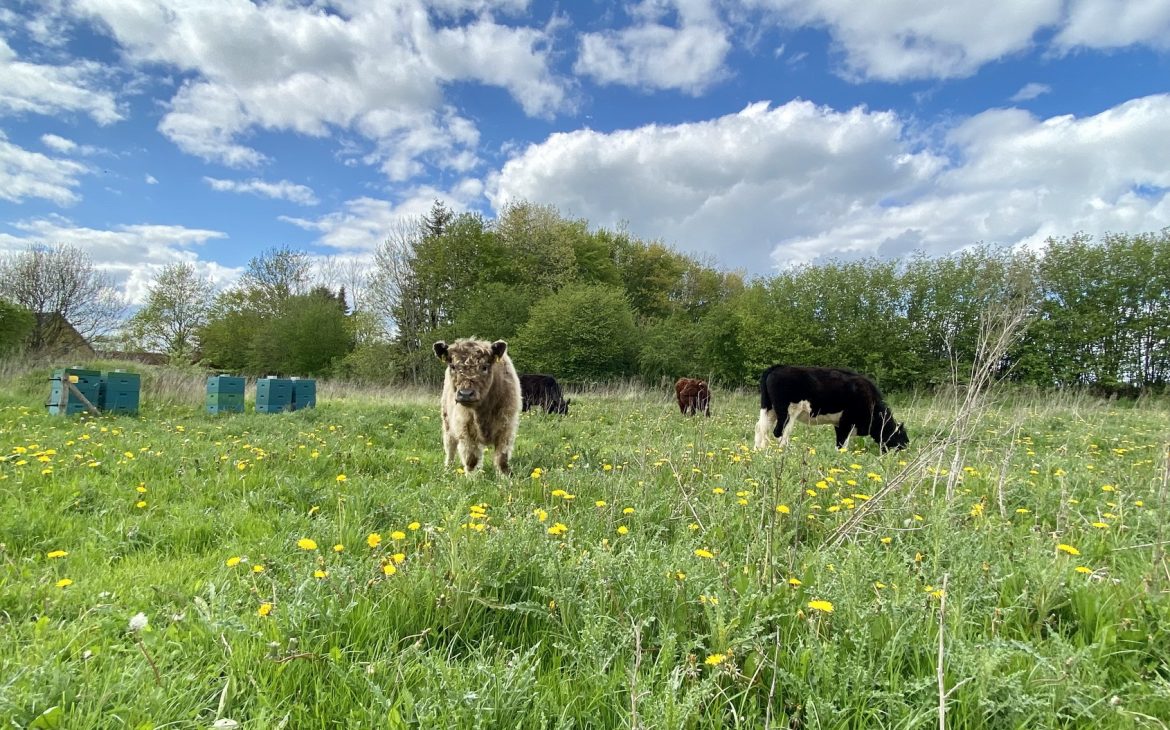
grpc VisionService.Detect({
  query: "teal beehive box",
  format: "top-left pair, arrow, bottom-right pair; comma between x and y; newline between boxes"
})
255,377 -> 293,413
291,378 -> 316,410
99,371 -> 141,414
48,368 -> 102,415
207,375 -> 246,414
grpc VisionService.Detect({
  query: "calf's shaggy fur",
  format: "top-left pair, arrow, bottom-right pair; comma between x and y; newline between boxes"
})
434,338 -> 521,476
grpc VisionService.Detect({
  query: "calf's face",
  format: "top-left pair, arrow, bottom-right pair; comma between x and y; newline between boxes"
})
434,339 -> 508,405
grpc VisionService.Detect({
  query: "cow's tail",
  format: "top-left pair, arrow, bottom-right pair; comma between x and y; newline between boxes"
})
758,366 -> 775,413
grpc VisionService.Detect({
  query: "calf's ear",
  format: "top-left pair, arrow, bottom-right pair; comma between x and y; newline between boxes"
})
491,340 -> 508,361
433,341 -> 450,362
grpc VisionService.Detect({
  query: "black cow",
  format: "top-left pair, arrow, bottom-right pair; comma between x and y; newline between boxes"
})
519,373 -> 571,415
754,365 -> 909,452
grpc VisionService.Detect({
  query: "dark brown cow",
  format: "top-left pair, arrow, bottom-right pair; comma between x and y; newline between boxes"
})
674,377 -> 711,416
434,338 -> 521,476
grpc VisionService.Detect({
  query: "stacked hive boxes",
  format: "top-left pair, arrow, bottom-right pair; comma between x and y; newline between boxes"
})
291,378 -> 317,410
255,377 -> 294,413
48,368 -> 102,415
100,371 -> 141,414
207,375 -> 246,414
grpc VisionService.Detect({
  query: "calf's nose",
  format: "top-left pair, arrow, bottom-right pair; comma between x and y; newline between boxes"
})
456,388 -> 476,401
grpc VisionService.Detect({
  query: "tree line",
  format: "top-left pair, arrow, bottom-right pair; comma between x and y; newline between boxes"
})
2,203 -> 1168,394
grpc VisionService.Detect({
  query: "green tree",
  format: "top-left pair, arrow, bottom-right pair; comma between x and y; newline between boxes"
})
452,283 -> 536,342
513,284 -> 638,381
124,262 -> 214,359
0,299 -> 34,357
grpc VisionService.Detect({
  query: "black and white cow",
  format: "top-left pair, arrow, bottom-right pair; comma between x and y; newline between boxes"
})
519,373 -> 571,415
754,365 -> 909,452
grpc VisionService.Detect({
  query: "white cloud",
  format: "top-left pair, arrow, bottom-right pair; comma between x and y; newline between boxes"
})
489,94 -> 1170,271
0,215 -> 234,304
0,36 -> 121,123
41,132 -> 102,156
0,130 -> 88,205
70,0 -> 565,174
1010,82 -> 1051,102
489,99 -> 945,270
144,173 -> 158,184
575,0 -> 731,93
204,176 -> 319,206
1056,0 -> 1170,50
744,0 -> 1063,81
280,179 -> 485,252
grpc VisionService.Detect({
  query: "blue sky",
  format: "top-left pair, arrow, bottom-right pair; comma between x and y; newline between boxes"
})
2,0 -> 1169,305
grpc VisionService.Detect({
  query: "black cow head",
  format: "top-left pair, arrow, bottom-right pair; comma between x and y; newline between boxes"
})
434,339 -> 508,406
875,409 -> 910,452
548,397 -> 571,415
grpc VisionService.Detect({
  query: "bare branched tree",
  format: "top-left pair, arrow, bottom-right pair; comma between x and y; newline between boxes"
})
368,215 -> 425,339
239,246 -> 311,315
313,255 -> 370,313
0,243 -> 126,351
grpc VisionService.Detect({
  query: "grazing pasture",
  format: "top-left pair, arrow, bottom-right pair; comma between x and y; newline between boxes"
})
1,365 -> 1169,729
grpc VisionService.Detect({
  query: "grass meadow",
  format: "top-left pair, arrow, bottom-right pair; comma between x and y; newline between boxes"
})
2,360 -> 1169,729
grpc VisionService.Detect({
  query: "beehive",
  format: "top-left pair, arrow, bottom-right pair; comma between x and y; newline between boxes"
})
255,377 -> 294,413
99,371 -> 141,414
206,375 -> 246,414
47,368 -> 102,415
291,378 -> 317,410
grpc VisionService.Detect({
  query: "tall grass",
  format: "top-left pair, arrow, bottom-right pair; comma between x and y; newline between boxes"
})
1,360 -> 1169,728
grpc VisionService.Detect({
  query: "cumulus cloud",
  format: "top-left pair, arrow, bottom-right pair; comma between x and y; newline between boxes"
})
0,214 -> 234,303
204,176 -> 319,206
575,0 -> 731,93
744,0 -> 1063,81
144,173 -> 158,184
489,94 -> 1170,270
70,0 -> 565,175
280,178 -> 485,252
1010,82 -> 1051,102
1056,0 -> 1170,50
489,99 -> 945,270
0,36 -> 121,122
0,131 -> 88,205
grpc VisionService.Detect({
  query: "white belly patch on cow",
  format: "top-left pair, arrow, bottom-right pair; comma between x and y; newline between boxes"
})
792,403 -> 843,426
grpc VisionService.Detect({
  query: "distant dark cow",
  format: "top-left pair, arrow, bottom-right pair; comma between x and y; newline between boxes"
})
519,373 -> 571,415
675,377 -> 711,416
754,365 -> 909,452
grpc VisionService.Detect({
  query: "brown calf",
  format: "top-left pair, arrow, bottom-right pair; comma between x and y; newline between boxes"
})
675,377 -> 711,416
434,338 -> 522,475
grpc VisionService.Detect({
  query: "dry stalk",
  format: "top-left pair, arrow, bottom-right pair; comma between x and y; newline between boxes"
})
937,573 -> 949,730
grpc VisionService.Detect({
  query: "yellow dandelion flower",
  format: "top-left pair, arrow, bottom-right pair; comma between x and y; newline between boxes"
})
135,500 -> 147,509
547,522 -> 568,536
712,487 -> 725,495
688,523 -> 699,531
1101,484 -> 1116,492
391,552 -> 406,564
46,550 -> 68,559
603,463 -> 613,471
787,577 -> 802,587
313,569 -> 328,579
258,602 -> 273,617
694,548 -> 714,559
595,500 -> 606,507
874,581 -> 887,589
136,485 -> 147,493
617,525 -> 629,535
391,530 -> 406,540
252,564 -> 265,573
56,578 -> 73,588
1057,543 -> 1081,556
1075,566 -> 1093,574
1016,508 -> 1031,514
880,536 -> 892,545
533,508 -> 548,522
776,504 -> 790,514
226,556 -> 242,567
551,489 -> 567,497
704,653 -> 726,666
382,563 -> 397,576
623,507 -> 635,514
807,600 -> 834,613
336,474 -> 347,482
297,538 -> 318,551
408,521 -> 420,530
333,544 -> 344,553
1091,522 -> 1109,529
531,467 -> 543,479
367,533 -> 382,548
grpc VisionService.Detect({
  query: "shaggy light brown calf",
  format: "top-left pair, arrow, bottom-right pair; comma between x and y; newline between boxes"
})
434,338 -> 521,476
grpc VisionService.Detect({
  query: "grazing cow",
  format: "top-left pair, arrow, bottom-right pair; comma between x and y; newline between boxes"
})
434,338 -> 522,476
519,373 -> 571,415
675,377 -> 711,416
754,365 -> 909,452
